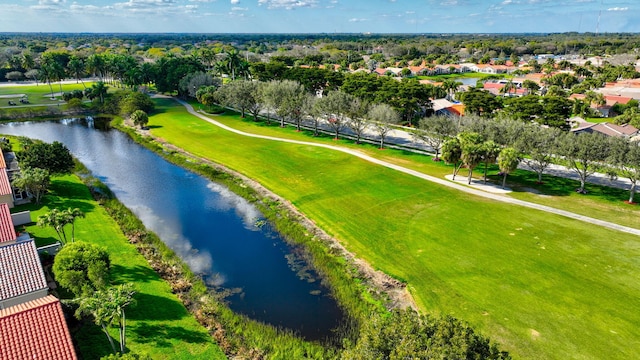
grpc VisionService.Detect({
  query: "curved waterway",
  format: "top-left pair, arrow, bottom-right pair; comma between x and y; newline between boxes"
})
0,118 -> 344,341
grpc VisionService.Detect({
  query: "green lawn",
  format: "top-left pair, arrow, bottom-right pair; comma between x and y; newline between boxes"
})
0,82 -> 91,106
190,103 -> 640,232
14,175 -> 225,360
146,99 -> 640,359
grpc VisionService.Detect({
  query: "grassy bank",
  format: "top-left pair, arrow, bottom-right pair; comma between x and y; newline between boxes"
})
144,98 -> 640,359
14,173 -> 225,359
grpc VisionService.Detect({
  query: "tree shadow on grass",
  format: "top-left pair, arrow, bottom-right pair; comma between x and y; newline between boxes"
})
130,321 -> 211,348
111,264 -> 160,285
40,179 -> 96,214
127,292 -> 189,321
70,318 -> 115,360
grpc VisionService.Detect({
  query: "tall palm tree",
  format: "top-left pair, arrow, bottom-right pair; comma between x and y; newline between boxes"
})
38,63 -> 56,99
225,48 -> 242,80
442,79 -> 463,101
37,209 -> 67,244
67,55 -> 86,88
90,81 -> 108,104
64,208 -> 85,243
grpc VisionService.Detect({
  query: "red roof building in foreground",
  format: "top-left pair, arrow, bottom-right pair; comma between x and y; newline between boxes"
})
0,295 -> 77,360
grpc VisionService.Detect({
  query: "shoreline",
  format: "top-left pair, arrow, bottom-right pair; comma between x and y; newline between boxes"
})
125,116 -> 417,311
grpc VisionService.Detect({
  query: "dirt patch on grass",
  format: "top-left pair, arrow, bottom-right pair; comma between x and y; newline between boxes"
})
137,126 -> 417,311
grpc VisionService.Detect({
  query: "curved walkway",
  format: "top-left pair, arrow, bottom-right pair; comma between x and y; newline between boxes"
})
174,98 -> 640,237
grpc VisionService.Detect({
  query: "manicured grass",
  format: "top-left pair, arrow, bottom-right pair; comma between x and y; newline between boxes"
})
0,82 -> 90,106
147,98 -> 640,359
191,103 -> 640,231
14,175 -> 225,360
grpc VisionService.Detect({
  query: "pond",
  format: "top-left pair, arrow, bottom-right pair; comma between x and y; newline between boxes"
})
0,117 -> 345,341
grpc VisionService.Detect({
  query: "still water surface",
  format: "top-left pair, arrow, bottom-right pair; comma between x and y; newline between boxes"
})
0,118 -> 344,341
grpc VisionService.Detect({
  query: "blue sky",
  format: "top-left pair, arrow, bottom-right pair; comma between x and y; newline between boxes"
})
0,0 -> 637,33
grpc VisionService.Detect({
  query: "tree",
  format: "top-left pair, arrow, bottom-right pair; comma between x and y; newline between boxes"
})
263,80 -> 306,128
458,132 -> 485,185
73,290 -> 118,354
442,137 -> 463,180
368,103 -> 400,149
441,79 -> 463,100
559,132 -> 611,194
37,209 -> 68,244
516,126 -> 559,183
347,97 -> 370,144
53,241 -> 111,297
11,167 -> 50,204
414,116 -> 458,161
87,81 -> 109,104
502,95 -> 543,122
19,140 -> 75,175
67,55 -> 86,88
217,79 -> 259,118
63,207 -> 85,243
73,284 -> 136,354
5,71 -> 23,81
480,140 -> 501,183
119,91 -> 154,117
25,69 -> 39,84
343,309 -> 510,360
584,90 -> 606,111
608,138 -> 640,203
178,71 -> 219,99
522,79 -> 540,95
130,110 -> 149,129
540,96 -> 572,129
246,81 -> 266,121
459,87 -> 502,116
497,147 -> 520,188
316,90 -> 353,139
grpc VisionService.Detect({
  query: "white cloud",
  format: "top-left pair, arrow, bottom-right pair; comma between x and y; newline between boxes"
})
30,0 -> 66,10
607,7 -> 628,11
230,0 -> 240,3
257,0 -> 318,10
348,18 -> 367,22
113,0 -> 177,9
231,6 -> 247,11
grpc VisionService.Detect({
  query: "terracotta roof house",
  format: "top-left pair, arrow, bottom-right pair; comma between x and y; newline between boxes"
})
571,122 -> 640,138
0,203 -> 16,246
0,295 -> 77,360
0,170 -> 13,209
604,94 -> 633,106
0,239 -> 48,310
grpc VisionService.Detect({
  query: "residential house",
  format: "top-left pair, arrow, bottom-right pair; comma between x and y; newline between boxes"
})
0,295 -> 77,360
432,98 -> 465,117
0,203 -> 17,246
0,151 -> 13,208
571,122 -> 640,138
0,239 -> 49,310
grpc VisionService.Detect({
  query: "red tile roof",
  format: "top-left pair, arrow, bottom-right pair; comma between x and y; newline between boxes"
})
0,295 -> 77,360
0,169 -> 11,197
0,203 -> 16,244
604,95 -> 633,105
0,240 -> 48,302
0,150 -> 6,169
